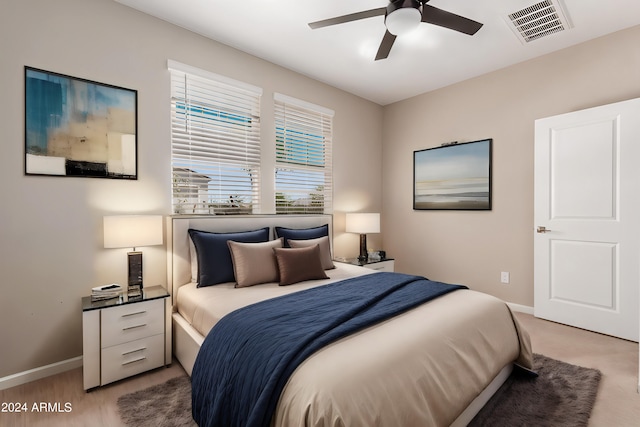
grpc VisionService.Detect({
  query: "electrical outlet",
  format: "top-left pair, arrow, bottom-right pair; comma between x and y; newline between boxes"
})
500,271 -> 510,284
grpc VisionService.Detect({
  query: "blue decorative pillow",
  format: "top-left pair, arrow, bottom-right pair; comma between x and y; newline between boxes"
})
274,224 -> 329,248
188,227 -> 269,287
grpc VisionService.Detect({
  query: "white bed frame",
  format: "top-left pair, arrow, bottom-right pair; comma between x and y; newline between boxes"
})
166,214 -> 510,426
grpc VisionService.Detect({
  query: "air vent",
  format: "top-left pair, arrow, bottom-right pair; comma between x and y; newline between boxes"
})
506,0 -> 572,44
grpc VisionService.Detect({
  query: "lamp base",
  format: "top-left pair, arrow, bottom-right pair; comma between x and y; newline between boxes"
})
127,251 -> 143,288
358,234 -> 368,263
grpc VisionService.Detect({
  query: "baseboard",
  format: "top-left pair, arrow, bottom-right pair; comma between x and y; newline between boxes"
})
507,302 -> 534,315
0,356 -> 82,391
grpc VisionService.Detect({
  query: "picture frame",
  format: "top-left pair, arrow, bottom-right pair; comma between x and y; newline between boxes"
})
25,66 -> 138,179
413,139 -> 492,210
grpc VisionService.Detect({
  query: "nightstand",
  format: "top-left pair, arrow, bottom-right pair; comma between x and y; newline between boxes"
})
82,285 -> 171,390
336,258 -> 395,272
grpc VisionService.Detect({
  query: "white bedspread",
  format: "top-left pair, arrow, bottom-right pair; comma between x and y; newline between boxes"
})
274,289 -> 531,426
176,262 -> 374,337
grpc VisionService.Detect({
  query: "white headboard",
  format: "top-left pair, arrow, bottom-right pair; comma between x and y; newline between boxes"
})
166,214 -> 333,303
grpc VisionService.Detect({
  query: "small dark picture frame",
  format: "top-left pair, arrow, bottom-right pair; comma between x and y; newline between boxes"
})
413,139 -> 492,211
25,66 -> 138,179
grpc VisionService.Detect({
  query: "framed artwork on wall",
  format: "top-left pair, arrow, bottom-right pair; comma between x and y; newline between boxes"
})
24,66 -> 138,179
413,138 -> 492,210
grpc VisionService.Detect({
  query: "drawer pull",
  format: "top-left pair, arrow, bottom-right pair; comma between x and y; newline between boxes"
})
122,323 -> 147,331
122,347 -> 146,356
122,310 -> 147,318
122,356 -> 147,366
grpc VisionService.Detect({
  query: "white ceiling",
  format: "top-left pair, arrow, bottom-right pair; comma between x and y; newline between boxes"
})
115,0 -> 640,105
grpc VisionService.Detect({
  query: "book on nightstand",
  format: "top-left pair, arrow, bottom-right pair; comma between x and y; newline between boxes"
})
91,284 -> 123,301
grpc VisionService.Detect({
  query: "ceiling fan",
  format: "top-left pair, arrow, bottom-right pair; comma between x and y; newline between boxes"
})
308,0 -> 483,61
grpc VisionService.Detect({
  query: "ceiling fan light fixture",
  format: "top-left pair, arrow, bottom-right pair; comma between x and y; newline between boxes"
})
385,0 -> 422,36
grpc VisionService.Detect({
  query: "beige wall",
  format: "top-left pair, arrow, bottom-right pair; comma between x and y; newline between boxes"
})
382,25 -> 640,307
2,0 -> 638,381
0,0 -> 383,378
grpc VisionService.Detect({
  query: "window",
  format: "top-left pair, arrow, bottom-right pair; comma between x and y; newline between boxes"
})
274,93 -> 333,214
169,61 -> 262,215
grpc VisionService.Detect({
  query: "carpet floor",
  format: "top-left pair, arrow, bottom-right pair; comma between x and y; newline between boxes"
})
117,353 -> 601,427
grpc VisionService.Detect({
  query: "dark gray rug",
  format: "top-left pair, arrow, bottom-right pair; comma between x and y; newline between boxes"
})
117,376 -> 196,427
469,353 -> 602,426
117,354 -> 601,427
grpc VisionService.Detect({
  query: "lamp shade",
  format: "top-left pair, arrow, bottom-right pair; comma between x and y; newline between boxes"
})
345,213 -> 380,234
104,215 -> 163,249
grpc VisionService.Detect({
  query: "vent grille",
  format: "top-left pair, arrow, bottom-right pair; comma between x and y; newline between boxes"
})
507,0 -> 572,43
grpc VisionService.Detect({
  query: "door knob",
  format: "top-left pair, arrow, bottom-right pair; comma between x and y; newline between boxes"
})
537,226 -> 551,233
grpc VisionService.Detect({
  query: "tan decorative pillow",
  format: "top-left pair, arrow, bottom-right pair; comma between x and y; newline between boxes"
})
289,235 -> 335,270
273,245 -> 329,286
228,238 -> 283,288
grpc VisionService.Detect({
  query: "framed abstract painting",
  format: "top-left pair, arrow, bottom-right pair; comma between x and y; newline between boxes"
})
413,139 -> 492,210
25,66 -> 137,179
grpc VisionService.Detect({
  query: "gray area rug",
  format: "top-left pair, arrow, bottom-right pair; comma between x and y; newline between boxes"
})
117,354 -> 601,427
469,353 -> 602,426
118,376 -> 196,427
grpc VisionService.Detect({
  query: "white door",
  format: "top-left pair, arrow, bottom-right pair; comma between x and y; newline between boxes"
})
534,98 -> 640,342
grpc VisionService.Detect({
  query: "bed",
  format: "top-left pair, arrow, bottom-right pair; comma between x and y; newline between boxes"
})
167,215 -> 532,427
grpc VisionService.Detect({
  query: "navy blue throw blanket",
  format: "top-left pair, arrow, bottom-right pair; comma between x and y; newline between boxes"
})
191,272 -> 467,427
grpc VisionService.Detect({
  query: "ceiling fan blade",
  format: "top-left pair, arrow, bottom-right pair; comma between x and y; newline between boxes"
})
375,30 -> 397,61
421,4 -> 483,35
309,7 -> 386,29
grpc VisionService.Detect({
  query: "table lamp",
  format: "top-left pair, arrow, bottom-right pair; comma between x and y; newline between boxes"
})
345,213 -> 380,263
103,215 -> 163,290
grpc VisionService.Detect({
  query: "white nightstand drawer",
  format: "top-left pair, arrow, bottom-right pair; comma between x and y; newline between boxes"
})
101,299 -> 164,348
363,260 -> 395,272
83,286 -> 170,390
101,333 -> 165,385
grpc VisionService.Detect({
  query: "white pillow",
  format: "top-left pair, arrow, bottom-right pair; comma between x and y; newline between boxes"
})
189,238 -> 197,283
289,235 -> 335,270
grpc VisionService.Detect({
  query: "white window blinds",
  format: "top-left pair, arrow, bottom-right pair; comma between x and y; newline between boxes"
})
170,62 -> 262,215
274,93 -> 333,214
